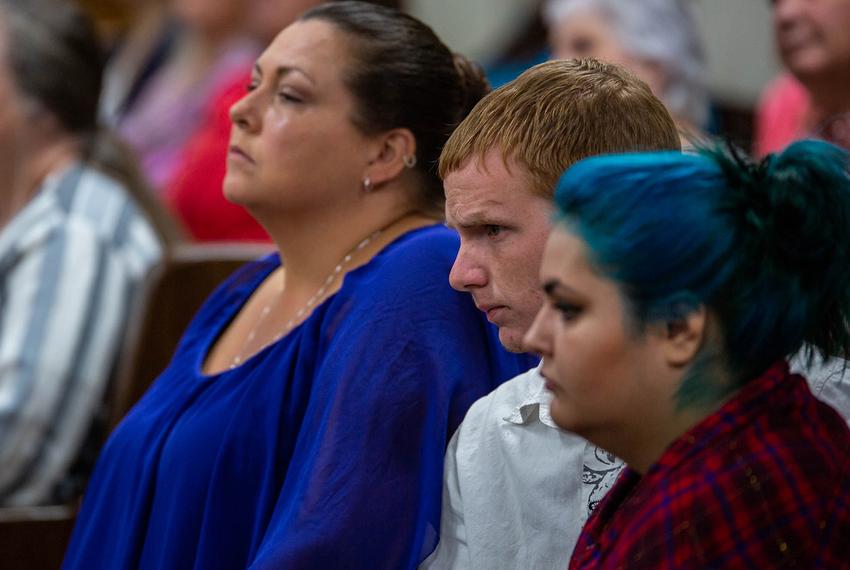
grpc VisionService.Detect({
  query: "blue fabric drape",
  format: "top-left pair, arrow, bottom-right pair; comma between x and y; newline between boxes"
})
63,225 -> 537,569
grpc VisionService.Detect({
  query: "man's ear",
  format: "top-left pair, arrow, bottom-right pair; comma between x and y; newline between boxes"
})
662,306 -> 706,368
363,128 -> 417,189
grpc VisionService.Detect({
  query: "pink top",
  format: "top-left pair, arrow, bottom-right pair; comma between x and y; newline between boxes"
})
754,73 -> 811,157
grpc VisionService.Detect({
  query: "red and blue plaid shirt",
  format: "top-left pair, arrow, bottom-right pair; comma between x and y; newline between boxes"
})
570,361 -> 850,569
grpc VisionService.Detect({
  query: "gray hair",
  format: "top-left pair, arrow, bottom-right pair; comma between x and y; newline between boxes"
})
0,0 -> 103,136
544,0 -> 708,128
0,0 -> 184,243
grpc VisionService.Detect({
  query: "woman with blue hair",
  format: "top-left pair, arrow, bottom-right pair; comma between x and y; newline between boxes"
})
524,140 -> 850,568
544,0 -> 707,140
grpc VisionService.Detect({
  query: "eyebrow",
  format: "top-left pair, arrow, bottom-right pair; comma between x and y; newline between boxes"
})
445,203 -> 508,229
253,63 -> 315,85
543,279 -> 577,297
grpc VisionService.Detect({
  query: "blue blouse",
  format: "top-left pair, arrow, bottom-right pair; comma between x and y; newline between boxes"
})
63,225 -> 537,569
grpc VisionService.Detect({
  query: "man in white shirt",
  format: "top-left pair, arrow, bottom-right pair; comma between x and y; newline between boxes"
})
421,59 -> 683,569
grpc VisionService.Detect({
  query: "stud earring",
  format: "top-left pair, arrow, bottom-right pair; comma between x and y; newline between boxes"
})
362,176 -> 373,192
403,154 -> 417,168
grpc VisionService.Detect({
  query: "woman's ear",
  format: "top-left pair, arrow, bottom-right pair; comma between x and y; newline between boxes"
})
662,306 -> 706,368
363,128 -> 417,190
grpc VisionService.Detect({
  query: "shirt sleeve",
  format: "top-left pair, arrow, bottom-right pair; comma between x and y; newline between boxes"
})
248,301 -> 505,570
0,222 -> 132,504
419,428 -> 471,569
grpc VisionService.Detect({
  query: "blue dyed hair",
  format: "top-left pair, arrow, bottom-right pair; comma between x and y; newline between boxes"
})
554,140 -> 850,389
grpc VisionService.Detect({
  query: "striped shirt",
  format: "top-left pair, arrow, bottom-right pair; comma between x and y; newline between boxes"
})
0,163 -> 162,505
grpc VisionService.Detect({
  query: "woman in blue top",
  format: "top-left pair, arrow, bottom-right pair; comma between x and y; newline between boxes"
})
63,2 -> 537,568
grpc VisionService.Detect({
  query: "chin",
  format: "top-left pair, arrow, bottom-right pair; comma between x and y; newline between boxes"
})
497,327 -> 527,354
548,398 -> 595,436
784,51 -> 831,79
222,178 -> 250,206
548,401 -> 578,432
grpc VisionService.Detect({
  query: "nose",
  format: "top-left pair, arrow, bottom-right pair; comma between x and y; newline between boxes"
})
522,304 -> 553,358
773,0 -> 803,30
448,245 -> 488,292
229,89 -> 259,133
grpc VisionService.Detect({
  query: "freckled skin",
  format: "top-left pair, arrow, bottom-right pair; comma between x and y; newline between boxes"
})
548,8 -> 666,101
444,149 -> 552,352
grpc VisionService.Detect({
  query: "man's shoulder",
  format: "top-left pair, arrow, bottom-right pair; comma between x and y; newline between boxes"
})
461,366 -> 544,426
451,364 -> 584,454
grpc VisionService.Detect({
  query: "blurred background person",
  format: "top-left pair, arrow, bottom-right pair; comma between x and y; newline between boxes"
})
63,3 -> 534,568
755,0 -> 850,154
543,0 -> 709,141
480,0 -> 549,88
96,0 -> 178,128
116,0 -> 260,192
0,0 -> 162,506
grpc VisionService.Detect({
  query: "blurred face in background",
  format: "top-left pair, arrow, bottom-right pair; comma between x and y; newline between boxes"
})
0,16 -> 26,165
0,18 -> 18,150
0,14 -> 31,223
245,0 -> 323,43
773,0 -> 850,81
548,8 -> 666,100
171,0 -> 247,38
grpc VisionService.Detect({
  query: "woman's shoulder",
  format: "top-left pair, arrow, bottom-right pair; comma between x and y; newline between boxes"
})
337,225 -> 469,323
352,224 -> 459,291
371,223 -> 459,273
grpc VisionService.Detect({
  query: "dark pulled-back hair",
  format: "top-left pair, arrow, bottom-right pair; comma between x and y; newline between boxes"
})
300,1 -> 489,213
554,140 -> 850,397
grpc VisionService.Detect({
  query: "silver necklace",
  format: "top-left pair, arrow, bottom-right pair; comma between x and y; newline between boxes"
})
230,230 -> 381,369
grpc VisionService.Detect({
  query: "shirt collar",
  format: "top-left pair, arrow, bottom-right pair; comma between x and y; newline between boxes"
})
502,362 -> 561,429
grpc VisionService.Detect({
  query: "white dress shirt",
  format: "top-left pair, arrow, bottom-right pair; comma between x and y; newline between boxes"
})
420,364 -> 622,569
791,352 -> 850,425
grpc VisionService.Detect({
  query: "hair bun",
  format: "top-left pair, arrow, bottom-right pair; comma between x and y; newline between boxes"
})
721,142 -> 847,282
716,140 -> 850,356
451,53 -> 490,121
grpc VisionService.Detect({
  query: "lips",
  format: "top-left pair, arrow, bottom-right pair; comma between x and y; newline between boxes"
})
540,367 -> 559,393
228,145 -> 255,165
778,27 -> 817,54
477,303 -> 508,324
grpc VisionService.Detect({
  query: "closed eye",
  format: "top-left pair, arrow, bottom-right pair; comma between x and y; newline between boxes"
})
278,90 -> 304,104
